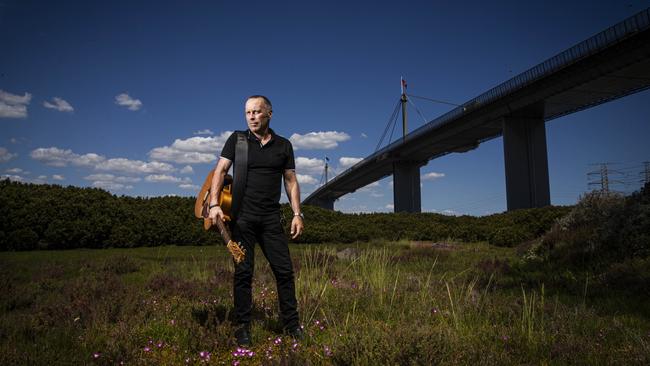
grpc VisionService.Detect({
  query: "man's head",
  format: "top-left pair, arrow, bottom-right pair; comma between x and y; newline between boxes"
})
245,95 -> 273,135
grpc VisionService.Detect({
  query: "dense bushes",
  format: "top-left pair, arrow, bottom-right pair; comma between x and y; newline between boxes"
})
287,204 -> 570,246
0,180 -> 214,250
1,179 -> 570,250
520,184 -> 650,296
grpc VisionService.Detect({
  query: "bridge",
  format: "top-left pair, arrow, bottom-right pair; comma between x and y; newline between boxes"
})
303,8 -> 650,212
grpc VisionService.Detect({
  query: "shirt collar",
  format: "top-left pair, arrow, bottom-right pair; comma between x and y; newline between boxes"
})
247,128 -> 276,144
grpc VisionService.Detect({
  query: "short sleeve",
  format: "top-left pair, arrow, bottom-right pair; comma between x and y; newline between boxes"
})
220,132 -> 237,161
284,140 -> 295,170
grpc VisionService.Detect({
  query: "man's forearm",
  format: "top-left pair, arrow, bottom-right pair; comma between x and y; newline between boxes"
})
210,168 -> 225,205
289,181 -> 301,214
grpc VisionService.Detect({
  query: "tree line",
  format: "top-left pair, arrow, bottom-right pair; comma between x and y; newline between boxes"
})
0,179 -> 571,250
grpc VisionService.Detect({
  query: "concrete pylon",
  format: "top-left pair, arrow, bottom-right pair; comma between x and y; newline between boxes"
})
312,197 -> 334,210
393,161 -> 421,212
502,110 -> 550,210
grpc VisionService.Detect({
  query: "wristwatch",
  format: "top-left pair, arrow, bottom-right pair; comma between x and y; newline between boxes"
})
294,212 -> 304,219
209,203 -> 220,210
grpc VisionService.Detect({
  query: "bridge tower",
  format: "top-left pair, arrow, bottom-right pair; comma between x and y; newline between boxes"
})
502,103 -> 550,210
393,78 -> 422,213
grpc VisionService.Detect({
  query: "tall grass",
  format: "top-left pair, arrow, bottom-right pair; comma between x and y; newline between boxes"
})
1,243 -> 649,365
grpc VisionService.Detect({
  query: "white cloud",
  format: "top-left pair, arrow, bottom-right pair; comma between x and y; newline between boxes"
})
5,168 -> 25,174
148,146 -> 216,164
145,174 -> 183,183
339,157 -> 363,170
179,183 -> 200,190
180,165 -> 194,174
52,174 -> 65,181
31,146 -> 175,175
194,129 -> 214,135
96,158 -> 175,174
385,204 -> 394,210
115,93 -> 142,111
148,132 -> 231,164
0,147 -> 17,162
84,173 -> 115,181
73,153 -> 106,166
422,172 -> 445,181
295,157 -> 325,175
296,174 -> 318,185
115,176 -> 141,183
43,97 -> 74,112
30,147 -> 106,167
92,181 -> 128,191
361,133 -> 368,138
289,131 -> 350,150
1,174 -> 26,182
35,148 -> 81,167
84,174 -> 140,183
0,90 -> 31,118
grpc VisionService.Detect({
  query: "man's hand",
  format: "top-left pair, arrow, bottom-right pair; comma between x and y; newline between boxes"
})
290,216 -> 303,239
209,206 -> 226,224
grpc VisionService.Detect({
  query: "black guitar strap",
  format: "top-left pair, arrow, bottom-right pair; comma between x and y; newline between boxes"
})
231,132 -> 248,220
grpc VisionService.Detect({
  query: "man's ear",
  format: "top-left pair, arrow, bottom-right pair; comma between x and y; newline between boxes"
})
268,110 -> 273,118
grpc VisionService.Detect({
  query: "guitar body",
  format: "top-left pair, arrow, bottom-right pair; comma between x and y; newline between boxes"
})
194,169 -> 234,230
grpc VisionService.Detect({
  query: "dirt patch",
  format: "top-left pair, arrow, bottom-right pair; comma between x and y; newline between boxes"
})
409,241 -> 459,251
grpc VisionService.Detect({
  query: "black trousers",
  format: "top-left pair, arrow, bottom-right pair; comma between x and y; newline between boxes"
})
230,211 -> 299,330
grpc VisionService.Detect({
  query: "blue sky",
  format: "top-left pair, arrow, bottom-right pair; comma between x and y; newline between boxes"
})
1,0 -> 649,215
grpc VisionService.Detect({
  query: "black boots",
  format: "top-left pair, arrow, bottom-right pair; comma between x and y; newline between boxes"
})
234,325 -> 252,347
235,325 -> 304,347
287,326 -> 304,341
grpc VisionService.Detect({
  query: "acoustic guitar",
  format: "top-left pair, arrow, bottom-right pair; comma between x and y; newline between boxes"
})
194,169 -> 245,263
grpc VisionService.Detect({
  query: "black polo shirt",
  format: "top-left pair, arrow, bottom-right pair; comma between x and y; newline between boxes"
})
220,129 -> 296,216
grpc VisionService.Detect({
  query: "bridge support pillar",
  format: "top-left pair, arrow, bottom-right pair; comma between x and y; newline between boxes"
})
393,161 -> 421,213
312,197 -> 334,210
502,114 -> 550,210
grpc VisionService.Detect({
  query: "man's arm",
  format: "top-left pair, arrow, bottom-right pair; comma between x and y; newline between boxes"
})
283,169 -> 303,239
209,157 -> 233,223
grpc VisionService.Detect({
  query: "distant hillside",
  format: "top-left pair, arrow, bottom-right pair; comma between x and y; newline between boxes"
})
0,179 -> 571,250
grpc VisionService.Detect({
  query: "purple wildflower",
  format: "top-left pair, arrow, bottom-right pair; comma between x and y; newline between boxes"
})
324,345 -> 333,357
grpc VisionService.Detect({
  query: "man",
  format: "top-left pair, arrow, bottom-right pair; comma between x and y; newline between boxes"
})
208,95 -> 304,347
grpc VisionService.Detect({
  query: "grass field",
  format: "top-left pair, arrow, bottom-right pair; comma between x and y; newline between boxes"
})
1,242 -> 649,365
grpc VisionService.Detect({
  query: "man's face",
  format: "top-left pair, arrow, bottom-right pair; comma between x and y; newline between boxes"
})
245,98 -> 272,135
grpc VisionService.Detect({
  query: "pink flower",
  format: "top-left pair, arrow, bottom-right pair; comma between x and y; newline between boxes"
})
324,345 -> 333,357
144,347 -> 151,352
92,353 -> 100,359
